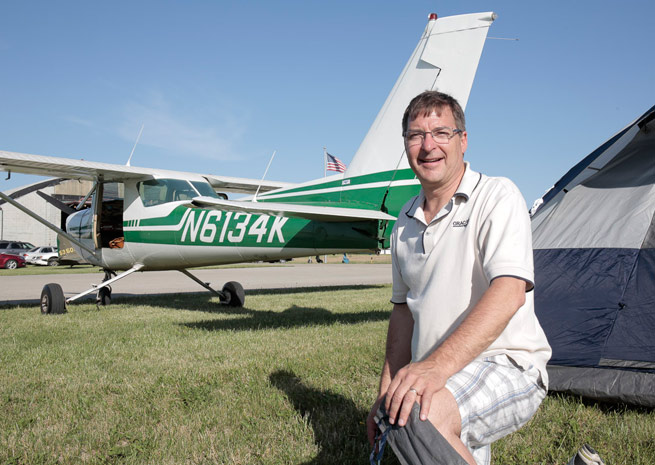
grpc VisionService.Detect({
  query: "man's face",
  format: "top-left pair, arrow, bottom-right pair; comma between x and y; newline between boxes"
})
405,106 -> 467,191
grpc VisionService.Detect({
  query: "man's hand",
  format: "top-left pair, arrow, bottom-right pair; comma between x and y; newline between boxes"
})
384,359 -> 446,427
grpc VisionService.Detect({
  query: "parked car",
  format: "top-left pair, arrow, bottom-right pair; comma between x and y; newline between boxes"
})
34,251 -> 59,266
0,240 -> 35,256
0,253 -> 26,269
23,246 -> 58,265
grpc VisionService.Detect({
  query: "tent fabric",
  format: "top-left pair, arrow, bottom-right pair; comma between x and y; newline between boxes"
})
546,366 -> 654,407
532,105 -> 655,407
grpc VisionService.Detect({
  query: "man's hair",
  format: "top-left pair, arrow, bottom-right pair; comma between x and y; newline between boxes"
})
401,91 -> 466,134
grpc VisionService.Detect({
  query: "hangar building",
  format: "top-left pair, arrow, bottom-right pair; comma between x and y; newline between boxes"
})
0,179 -> 93,247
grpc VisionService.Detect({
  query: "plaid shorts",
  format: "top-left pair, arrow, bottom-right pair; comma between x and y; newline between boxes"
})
445,354 -> 547,465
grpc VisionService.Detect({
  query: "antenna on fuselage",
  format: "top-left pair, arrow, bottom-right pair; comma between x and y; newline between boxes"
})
126,124 -> 144,167
253,150 -> 277,202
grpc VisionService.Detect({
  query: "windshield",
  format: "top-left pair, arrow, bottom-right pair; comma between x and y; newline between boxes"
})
191,181 -> 218,198
138,179 -> 201,207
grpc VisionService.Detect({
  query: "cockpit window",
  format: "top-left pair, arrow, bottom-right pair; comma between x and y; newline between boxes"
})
138,179 -> 200,207
190,181 -> 219,198
102,182 -> 124,201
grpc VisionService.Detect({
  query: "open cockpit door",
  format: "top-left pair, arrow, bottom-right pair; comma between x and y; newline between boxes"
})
63,180 -> 125,260
93,181 -> 125,249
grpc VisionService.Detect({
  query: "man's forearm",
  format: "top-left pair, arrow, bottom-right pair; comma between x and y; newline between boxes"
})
378,303 -> 414,397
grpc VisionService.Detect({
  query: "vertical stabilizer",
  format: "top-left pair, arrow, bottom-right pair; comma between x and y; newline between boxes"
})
345,12 -> 496,178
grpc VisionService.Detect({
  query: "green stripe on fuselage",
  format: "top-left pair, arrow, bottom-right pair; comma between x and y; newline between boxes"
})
124,207 -> 380,250
258,168 -> 416,197
257,168 -> 419,215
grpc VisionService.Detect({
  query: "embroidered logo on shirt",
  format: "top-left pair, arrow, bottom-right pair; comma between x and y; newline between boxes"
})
452,219 -> 469,228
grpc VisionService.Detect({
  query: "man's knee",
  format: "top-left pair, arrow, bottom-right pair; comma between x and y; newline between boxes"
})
425,387 -> 463,440
374,400 -> 469,465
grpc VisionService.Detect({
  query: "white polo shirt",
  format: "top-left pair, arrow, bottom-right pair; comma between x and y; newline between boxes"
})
391,163 -> 551,383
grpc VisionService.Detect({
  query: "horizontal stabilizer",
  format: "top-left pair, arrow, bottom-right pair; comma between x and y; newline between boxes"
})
204,175 -> 295,195
191,196 -> 396,222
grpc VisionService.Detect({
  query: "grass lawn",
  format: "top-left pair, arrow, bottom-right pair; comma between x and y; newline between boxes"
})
1,285 -> 652,464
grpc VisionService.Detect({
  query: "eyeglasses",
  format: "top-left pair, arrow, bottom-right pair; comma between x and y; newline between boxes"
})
403,127 -> 463,146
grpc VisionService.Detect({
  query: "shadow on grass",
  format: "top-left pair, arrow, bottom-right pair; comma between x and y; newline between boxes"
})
269,369 -> 374,465
110,284 -> 392,332
181,304 -> 389,332
114,284 -> 386,312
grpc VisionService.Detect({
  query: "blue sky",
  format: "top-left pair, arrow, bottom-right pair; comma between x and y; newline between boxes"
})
1,1 -> 654,206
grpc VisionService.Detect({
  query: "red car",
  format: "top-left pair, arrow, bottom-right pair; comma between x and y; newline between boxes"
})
0,253 -> 26,269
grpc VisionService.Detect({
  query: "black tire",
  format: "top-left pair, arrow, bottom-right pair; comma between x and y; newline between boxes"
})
41,283 -> 66,315
47,258 -> 59,267
97,286 -> 111,306
222,281 -> 245,307
5,259 -> 18,269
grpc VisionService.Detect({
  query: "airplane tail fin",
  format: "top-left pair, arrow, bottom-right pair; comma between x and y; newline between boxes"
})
346,12 -> 496,179
258,12 -> 495,219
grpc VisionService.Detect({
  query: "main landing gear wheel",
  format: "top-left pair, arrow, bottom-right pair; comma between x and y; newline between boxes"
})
41,283 -> 66,315
97,286 -> 112,306
221,281 -> 245,307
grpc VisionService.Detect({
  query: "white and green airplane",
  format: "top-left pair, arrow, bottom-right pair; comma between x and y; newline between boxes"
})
0,11 -> 495,313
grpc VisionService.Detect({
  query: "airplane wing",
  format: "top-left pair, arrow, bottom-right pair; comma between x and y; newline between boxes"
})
0,150 -> 163,182
191,196 -> 396,222
0,150 -> 295,194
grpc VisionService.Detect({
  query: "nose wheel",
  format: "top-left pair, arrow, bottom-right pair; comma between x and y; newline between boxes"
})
97,286 -> 112,306
95,269 -> 115,306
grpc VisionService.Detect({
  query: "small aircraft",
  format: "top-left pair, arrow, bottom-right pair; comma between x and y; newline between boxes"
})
0,12 -> 495,313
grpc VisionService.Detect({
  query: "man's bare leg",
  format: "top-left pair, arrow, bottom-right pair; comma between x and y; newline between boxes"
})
425,388 -> 477,465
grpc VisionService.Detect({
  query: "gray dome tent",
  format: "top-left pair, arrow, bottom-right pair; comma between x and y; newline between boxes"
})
532,105 -> 655,407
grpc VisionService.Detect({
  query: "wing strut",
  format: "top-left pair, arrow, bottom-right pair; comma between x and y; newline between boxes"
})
66,263 -> 145,303
178,269 -> 245,306
179,269 -> 221,297
0,191 -> 98,257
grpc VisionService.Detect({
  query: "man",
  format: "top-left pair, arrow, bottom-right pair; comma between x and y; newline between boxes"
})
367,91 -> 552,465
